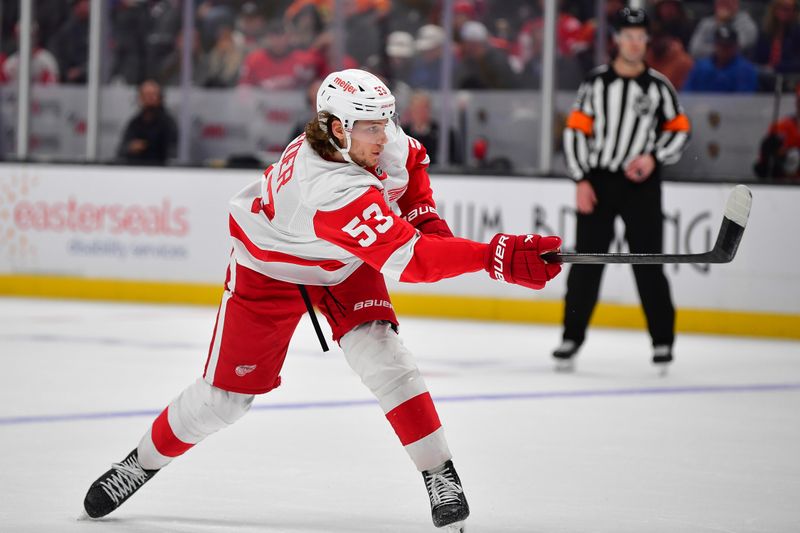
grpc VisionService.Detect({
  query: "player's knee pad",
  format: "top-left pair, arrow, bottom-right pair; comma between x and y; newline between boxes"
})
172,378 -> 254,440
340,321 -> 425,403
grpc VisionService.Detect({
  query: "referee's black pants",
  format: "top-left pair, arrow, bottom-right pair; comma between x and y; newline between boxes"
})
561,170 -> 675,347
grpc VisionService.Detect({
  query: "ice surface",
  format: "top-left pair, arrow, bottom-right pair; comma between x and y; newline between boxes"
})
1,297 -> 798,532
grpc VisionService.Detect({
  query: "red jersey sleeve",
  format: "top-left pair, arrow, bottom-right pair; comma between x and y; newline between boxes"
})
396,136 -> 453,237
313,187 -> 486,283
396,136 -> 435,214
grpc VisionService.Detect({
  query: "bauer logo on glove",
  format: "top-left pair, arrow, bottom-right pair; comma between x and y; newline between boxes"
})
484,233 -> 563,290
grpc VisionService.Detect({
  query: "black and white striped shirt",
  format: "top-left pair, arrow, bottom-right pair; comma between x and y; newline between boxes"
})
563,64 -> 691,180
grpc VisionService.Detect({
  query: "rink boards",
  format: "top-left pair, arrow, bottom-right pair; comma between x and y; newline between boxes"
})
0,163 -> 797,338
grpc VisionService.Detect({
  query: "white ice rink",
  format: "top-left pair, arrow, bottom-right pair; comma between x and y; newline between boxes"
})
1,296 -> 798,533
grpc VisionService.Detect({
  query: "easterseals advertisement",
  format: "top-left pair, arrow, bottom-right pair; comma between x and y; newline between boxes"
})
0,164 -> 252,283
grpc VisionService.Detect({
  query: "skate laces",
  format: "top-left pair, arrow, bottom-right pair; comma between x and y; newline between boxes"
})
99,455 -> 149,504
425,466 -> 463,507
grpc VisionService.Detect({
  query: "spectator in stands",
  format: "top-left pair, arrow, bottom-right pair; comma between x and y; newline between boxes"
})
283,2 -> 362,80
512,0 -> 591,90
117,80 -> 178,166
109,0 -> 150,85
0,22 -> 59,85
386,0 -> 431,34
494,18 -> 516,48
651,0 -> 692,46
31,1 -> 72,55
754,0 -> 800,74
689,0 -> 758,59
144,0 -> 182,80
647,30 -> 694,90
510,18 -> 542,88
402,90 -> 464,166
344,0 -> 389,69
234,2 -> 268,55
754,82 -> 800,179
455,21 -> 517,89
684,25 -> 758,92
526,0 -> 593,58
573,0 -> 624,68
385,31 -> 416,86
286,78 -> 323,142
48,0 -> 90,84
568,0 -> 599,22
0,1 -> 19,55
450,0 -> 485,44
205,24 -> 245,88
157,29 -> 210,87
239,19 -> 314,90
196,0 -> 236,51
285,2 -> 326,52
409,24 -> 447,90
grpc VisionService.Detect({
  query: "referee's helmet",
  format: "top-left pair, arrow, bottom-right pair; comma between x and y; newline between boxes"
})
614,7 -> 649,32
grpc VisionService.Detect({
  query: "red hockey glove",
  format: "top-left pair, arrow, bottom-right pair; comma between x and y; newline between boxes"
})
485,233 -> 563,290
402,204 -> 454,238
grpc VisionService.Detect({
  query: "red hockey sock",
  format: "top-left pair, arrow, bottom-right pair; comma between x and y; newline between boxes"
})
385,392 -> 442,446
150,407 -> 195,458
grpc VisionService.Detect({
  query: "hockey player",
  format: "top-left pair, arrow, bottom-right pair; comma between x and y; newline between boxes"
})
82,69 -> 562,531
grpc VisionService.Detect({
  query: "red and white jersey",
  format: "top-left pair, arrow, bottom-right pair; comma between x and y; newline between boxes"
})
228,126 -> 487,286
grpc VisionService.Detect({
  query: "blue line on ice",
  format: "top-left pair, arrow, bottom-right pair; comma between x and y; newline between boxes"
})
2,382 -> 799,426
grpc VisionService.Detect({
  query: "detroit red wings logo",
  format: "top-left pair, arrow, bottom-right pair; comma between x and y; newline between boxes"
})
235,364 -> 257,377
387,184 -> 407,202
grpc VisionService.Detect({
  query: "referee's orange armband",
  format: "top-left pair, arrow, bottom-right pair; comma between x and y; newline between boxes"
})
662,113 -> 691,132
566,110 -> 594,136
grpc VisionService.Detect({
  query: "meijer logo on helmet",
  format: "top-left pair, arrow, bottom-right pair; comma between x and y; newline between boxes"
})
333,77 -> 357,94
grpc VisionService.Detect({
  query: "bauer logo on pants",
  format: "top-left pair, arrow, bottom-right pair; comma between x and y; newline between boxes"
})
354,299 -> 393,311
235,364 -> 257,377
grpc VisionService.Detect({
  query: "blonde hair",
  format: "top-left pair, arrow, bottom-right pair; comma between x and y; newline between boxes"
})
304,111 -> 343,159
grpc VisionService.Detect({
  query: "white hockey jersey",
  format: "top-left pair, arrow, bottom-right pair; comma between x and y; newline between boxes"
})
228,126 -> 486,286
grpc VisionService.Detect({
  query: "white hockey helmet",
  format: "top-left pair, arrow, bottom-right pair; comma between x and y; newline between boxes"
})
316,69 -> 397,162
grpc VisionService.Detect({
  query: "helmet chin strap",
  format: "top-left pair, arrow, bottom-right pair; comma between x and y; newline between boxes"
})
329,129 -> 356,164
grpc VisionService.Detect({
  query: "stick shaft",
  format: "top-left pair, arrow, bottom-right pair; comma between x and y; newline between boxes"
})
298,285 -> 329,352
541,251 -> 722,264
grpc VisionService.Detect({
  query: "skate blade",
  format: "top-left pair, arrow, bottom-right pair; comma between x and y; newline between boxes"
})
554,359 -> 575,373
441,520 -> 465,532
77,510 -> 92,521
656,363 -> 670,377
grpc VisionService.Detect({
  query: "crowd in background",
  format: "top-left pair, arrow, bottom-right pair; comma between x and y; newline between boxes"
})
0,0 -> 798,178
2,0 -> 799,92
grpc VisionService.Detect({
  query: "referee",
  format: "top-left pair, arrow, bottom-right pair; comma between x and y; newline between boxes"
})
554,7 -> 691,371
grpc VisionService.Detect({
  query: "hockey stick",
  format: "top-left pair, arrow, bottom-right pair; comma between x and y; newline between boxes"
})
541,185 -> 752,265
298,285 -> 329,352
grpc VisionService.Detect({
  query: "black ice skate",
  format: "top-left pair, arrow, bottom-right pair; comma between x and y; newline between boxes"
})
83,449 -> 158,518
422,460 -> 469,531
653,345 -> 673,376
552,339 -> 581,372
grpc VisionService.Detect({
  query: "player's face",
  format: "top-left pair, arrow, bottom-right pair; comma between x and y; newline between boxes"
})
616,28 -> 648,64
348,119 -> 391,167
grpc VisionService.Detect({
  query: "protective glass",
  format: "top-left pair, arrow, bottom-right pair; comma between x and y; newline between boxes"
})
348,115 -> 399,144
